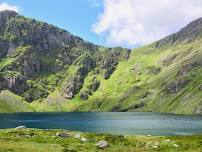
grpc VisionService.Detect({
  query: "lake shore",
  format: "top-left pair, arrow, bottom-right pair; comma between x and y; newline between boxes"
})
0,128 -> 201,152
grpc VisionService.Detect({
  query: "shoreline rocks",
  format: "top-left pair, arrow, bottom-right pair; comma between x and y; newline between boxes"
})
15,126 -> 26,129
96,140 -> 108,149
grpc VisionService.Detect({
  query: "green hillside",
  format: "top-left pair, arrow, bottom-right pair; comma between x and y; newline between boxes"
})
0,90 -> 33,112
0,10 -> 202,114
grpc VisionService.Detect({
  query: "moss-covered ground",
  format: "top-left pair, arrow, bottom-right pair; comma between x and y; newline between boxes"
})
0,128 -> 201,152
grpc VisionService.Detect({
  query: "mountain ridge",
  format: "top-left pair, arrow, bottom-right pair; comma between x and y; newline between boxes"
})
0,10 -> 201,114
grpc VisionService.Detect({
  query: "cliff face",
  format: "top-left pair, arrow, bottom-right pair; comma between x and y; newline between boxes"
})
0,10 -> 130,102
0,10 -> 202,114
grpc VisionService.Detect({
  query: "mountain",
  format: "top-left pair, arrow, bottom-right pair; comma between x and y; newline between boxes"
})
0,10 -> 201,114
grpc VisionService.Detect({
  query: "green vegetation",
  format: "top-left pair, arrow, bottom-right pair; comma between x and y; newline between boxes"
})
0,128 -> 201,152
34,39 -> 202,114
0,90 -> 33,112
0,10 -> 202,114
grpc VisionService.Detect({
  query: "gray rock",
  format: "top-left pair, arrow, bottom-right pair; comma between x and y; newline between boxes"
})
80,137 -> 87,142
195,106 -> 202,114
166,79 -> 189,94
74,133 -> 81,139
173,144 -> 179,148
15,126 -> 26,129
56,132 -> 70,138
96,140 -> 108,149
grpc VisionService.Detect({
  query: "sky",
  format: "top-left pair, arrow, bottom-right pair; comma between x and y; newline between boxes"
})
0,0 -> 202,48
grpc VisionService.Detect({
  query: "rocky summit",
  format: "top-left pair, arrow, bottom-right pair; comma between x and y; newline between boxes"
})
0,10 -> 202,114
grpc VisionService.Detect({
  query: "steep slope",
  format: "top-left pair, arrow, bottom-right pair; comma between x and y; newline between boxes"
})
0,90 -> 33,112
62,18 -> 202,114
0,10 -> 130,112
0,10 -> 202,114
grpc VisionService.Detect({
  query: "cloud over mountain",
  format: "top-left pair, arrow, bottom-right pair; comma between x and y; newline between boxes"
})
92,0 -> 202,47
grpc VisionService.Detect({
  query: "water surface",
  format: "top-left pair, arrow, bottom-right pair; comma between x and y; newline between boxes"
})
0,112 -> 202,135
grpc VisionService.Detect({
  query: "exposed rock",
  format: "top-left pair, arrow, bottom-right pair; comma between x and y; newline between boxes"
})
162,54 -> 178,67
195,106 -> 202,115
87,77 -> 100,92
166,79 -> 189,94
198,85 -> 202,91
156,17 -> 202,47
56,132 -> 70,138
173,144 -> 179,148
133,102 -> 145,109
15,126 -> 26,129
96,140 -> 108,149
146,66 -> 161,75
178,61 -> 201,76
80,90 -> 89,100
0,72 -> 27,94
62,75 -> 83,99
80,137 -> 87,142
0,11 -> 132,103
74,133 -> 81,139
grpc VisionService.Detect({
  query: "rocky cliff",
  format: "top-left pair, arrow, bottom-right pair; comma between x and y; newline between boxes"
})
0,10 -> 202,114
0,10 -> 130,103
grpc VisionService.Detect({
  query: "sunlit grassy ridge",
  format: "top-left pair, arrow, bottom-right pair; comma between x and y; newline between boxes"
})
0,90 -> 33,112
45,39 -> 202,114
0,11 -> 202,114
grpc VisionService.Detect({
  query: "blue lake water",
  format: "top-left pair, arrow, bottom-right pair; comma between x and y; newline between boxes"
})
0,112 -> 202,135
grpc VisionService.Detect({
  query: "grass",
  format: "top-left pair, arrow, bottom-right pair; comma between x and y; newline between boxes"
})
0,128 -> 201,152
61,39 -> 202,113
0,26 -> 202,114
0,90 -> 33,112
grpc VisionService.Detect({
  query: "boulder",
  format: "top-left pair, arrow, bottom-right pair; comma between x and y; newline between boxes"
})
74,133 -> 81,139
80,137 -> 87,142
15,126 -> 26,129
96,140 -> 108,149
56,132 -> 70,138
173,144 -> 179,148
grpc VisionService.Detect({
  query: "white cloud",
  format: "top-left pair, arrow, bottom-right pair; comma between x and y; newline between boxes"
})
92,0 -> 202,47
0,2 -> 19,13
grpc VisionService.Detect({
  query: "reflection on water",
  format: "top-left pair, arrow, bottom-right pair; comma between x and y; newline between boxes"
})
0,112 -> 202,135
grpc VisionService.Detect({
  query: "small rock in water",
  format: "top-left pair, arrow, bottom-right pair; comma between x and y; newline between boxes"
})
15,126 -> 26,129
81,137 -> 87,142
96,140 -> 108,149
56,132 -> 70,138
173,144 -> 179,148
74,133 -> 81,139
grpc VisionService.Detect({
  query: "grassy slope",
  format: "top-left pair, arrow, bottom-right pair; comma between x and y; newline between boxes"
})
0,128 -> 201,152
0,90 -> 33,112
58,39 -> 202,114
2,39 -> 202,114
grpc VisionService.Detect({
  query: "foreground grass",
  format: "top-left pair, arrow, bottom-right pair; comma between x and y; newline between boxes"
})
0,129 -> 201,152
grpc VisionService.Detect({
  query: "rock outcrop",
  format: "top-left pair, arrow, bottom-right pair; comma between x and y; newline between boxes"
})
0,10 -> 130,102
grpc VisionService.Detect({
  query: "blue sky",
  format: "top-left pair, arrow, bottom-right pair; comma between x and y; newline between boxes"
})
0,0 -> 106,46
0,0 -> 202,48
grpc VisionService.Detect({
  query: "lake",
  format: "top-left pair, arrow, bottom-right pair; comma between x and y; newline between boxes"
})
0,112 -> 202,136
